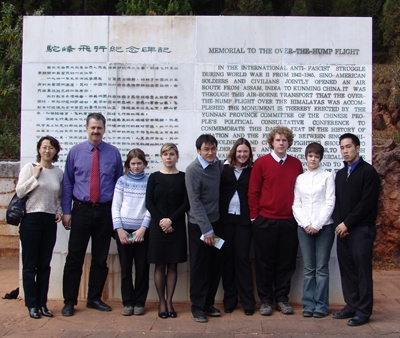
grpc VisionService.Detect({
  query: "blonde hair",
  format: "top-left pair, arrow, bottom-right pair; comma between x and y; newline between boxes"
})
160,143 -> 179,158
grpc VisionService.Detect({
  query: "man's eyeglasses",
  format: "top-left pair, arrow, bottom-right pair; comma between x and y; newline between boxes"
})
200,147 -> 217,154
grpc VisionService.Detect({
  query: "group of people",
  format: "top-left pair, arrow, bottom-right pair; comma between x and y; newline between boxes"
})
16,113 -> 380,328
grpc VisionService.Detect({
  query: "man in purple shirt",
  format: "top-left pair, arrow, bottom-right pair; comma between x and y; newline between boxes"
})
61,113 -> 123,317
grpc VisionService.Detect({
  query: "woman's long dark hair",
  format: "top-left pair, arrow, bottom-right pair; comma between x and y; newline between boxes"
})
227,138 -> 253,168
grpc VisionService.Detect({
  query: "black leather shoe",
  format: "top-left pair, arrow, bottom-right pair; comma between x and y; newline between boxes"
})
86,299 -> 112,312
332,308 -> 355,319
348,316 -> 370,326
39,306 -> 53,317
168,311 -> 177,318
224,307 -> 234,313
158,311 -> 168,319
28,307 -> 41,319
191,306 -> 208,323
61,303 -> 74,317
303,311 -> 313,317
244,309 -> 254,316
205,305 -> 221,317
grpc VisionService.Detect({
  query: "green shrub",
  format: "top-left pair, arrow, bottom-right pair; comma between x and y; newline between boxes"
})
0,3 -> 22,159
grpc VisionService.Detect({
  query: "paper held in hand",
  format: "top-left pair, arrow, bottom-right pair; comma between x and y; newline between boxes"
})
127,233 -> 144,243
200,234 -> 225,249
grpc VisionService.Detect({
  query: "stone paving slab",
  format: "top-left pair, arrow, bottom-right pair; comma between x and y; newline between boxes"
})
1,258 -> 400,337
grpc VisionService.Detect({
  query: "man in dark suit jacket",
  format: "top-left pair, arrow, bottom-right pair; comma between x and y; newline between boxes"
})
333,133 -> 380,326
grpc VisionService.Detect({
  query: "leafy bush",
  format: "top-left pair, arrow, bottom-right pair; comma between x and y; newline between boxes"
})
0,3 -> 21,159
380,0 -> 400,56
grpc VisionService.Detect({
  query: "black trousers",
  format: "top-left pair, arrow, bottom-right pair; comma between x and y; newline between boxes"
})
188,221 -> 222,310
337,224 -> 376,319
20,212 -> 57,308
221,214 -> 255,310
116,230 -> 149,307
63,202 -> 113,305
253,216 -> 298,304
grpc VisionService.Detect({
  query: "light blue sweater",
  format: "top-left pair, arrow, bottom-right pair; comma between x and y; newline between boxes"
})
111,171 -> 151,230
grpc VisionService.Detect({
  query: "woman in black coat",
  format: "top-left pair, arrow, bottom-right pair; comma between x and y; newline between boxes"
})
220,137 -> 256,316
146,143 -> 189,319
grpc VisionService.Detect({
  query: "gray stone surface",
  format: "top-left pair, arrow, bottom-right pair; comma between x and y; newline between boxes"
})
0,162 -> 19,179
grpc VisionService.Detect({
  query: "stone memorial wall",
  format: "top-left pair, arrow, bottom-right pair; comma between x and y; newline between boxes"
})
21,16 -> 371,302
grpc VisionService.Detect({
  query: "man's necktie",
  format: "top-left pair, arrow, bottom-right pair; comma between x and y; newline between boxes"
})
89,146 -> 100,203
279,159 -> 284,165
347,165 -> 351,178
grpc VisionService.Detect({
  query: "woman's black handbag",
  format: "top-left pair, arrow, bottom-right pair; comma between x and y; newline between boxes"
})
6,163 -> 37,226
6,194 -> 29,226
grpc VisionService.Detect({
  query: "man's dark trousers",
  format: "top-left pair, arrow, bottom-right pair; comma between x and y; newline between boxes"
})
337,224 -> 376,319
63,202 -> 113,305
188,220 -> 223,310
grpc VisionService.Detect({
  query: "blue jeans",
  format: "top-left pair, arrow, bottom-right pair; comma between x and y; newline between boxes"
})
297,224 -> 334,314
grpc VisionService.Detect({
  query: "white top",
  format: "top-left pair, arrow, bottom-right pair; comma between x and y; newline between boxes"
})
16,163 -> 63,215
224,159 -> 247,216
271,151 -> 287,163
292,166 -> 335,231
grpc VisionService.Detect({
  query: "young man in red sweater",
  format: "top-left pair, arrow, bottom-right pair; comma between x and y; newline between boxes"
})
248,126 -> 303,316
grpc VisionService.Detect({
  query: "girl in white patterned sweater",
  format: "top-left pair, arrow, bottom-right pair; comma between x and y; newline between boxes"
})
111,148 -> 151,316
